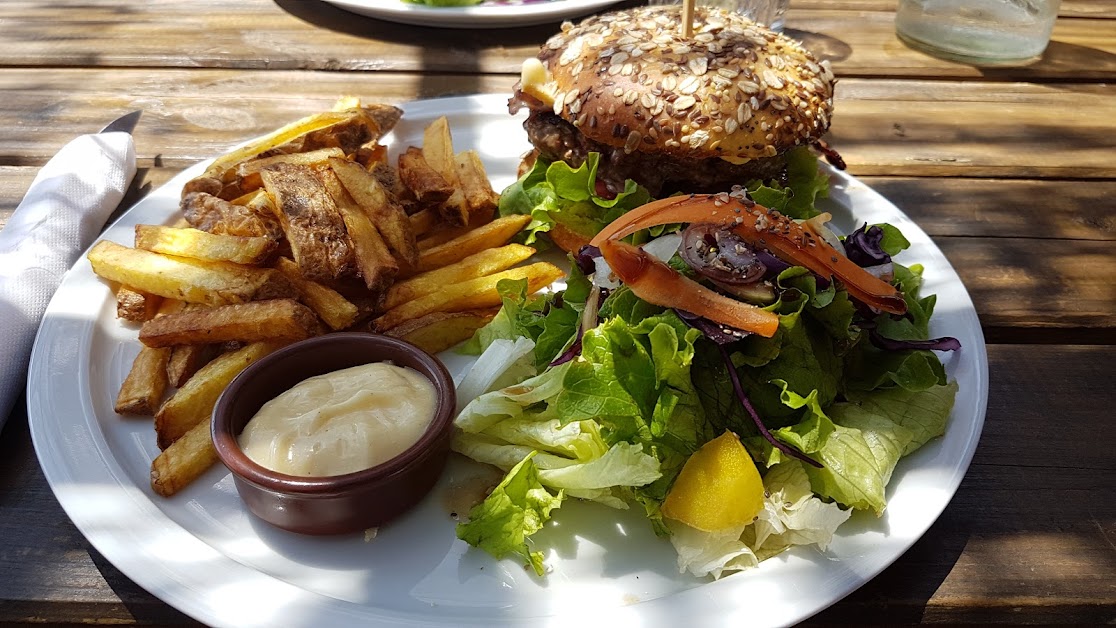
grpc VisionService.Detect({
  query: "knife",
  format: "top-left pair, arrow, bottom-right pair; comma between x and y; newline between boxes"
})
100,110 -> 142,135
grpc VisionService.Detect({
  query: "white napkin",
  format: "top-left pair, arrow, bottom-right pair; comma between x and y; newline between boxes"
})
0,132 -> 137,424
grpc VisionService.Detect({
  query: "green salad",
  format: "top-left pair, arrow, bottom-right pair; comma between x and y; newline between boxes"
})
449,150 -> 960,578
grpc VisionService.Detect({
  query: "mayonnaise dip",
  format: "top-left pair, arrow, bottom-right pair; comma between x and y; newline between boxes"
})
238,362 -> 437,477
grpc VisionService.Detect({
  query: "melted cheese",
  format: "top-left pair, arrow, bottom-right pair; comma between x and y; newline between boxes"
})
520,58 -> 557,107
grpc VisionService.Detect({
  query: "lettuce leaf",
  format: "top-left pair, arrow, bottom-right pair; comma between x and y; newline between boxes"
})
456,452 -> 564,576
843,381 -> 958,455
748,460 -> 852,559
498,153 -> 651,246
460,269 -> 588,370
454,309 -> 708,566
749,383 -> 914,514
745,147 -> 830,220
667,460 -> 851,579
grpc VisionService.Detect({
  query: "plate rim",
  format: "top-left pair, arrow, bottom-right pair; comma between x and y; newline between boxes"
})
27,93 -> 989,628
321,0 -> 627,28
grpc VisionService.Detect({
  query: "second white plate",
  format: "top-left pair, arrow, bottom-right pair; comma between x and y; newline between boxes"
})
321,0 -> 626,28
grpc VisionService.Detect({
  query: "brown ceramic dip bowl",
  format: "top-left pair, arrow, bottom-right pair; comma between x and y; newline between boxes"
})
211,332 -> 456,535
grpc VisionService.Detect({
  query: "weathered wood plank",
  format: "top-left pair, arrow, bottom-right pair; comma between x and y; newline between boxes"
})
862,177 -> 1116,242
2,344 -> 1112,625
0,69 -> 1112,179
0,1 -> 1112,80
828,81 -> 1116,178
790,0 -> 1116,19
936,237 -> 1116,341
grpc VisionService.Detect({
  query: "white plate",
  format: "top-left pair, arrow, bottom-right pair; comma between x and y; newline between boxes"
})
321,0 -> 625,28
28,94 -> 988,628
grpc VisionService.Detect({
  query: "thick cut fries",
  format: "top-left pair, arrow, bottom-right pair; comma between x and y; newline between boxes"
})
88,241 -> 294,306
329,157 -> 419,267
182,104 -> 400,200
150,417 -> 218,497
374,262 -> 563,331
261,163 -> 355,283
273,257 -> 360,330
114,346 -> 171,415
409,207 -> 439,238
397,146 -> 453,206
139,298 -> 322,347
454,150 -> 500,218
417,224 -> 473,251
135,225 -> 276,265
383,244 -> 536,311
166,343 -> 220,388
422,117 -> 468,224
236,147 -> 345,192
115,285 -> 162,322
385,309 -> 498,354
319,167 -> 399,293
154,341 -> 282,449
414,214 -> 531,274
182,192 -> 284,240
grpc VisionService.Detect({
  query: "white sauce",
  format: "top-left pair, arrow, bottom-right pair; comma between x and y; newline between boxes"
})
238,363 -> 437,477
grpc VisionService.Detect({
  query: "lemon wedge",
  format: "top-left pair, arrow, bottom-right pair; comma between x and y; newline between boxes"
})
661,431 -> 765,531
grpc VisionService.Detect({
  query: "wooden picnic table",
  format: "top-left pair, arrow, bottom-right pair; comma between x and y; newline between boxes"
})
0,0 -> 1113,625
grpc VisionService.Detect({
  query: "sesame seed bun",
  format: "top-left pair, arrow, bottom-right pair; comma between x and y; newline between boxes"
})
537,5 -> 835,162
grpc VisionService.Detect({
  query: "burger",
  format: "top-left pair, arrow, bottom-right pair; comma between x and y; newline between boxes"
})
505,5 -> 838,252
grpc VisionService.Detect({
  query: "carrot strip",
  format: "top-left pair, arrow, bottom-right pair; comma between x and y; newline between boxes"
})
598,239 -> 780,338
590,195 -> 906,315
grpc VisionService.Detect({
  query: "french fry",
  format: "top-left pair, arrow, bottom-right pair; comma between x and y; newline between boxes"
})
385,309 -> 498,354
154,341 -> 283,449
455,150 -> 500,219
417,224 -> 473,251
413,214 -> 531,274
354,143 -> 388,168
235,147 -> 345,192
318,167 -> 399,293
229,188 -> 264,206
383,244 -> 536,311
138,299 -> 323,348
114,346 -> 172,416
329,157 -> 419,267
261,163 -> 355,283
166,343 -> 220,388
374,262 -> 563,331
134,225 -> 276,265
368,161 -> 411,207
421,117 -> 468,224
274,257 -> 360,330
181,191 -> 283,240
409,207 -> 439,238
115,285 -> 162,322
397,146 -> 453,206
193,110 -> 360,186
301,106 -> 397,154
88,241 -> 295,306
150,417 -> 218,497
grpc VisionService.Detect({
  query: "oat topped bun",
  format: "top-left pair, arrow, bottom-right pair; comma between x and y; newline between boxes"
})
513,5 -> 836,196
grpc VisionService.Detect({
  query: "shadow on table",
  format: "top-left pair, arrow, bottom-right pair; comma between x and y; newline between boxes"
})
979,39 -> 1116,79
802,513 -> 967,625
272,0 -> 591,99
785,29 -> 853,64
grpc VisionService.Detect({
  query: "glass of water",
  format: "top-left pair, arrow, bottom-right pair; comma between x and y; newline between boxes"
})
895,0 -> 1062,64
647,0 -> 790,32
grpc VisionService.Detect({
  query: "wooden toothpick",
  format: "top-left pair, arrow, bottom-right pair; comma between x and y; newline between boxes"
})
681,0 -> 695,38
